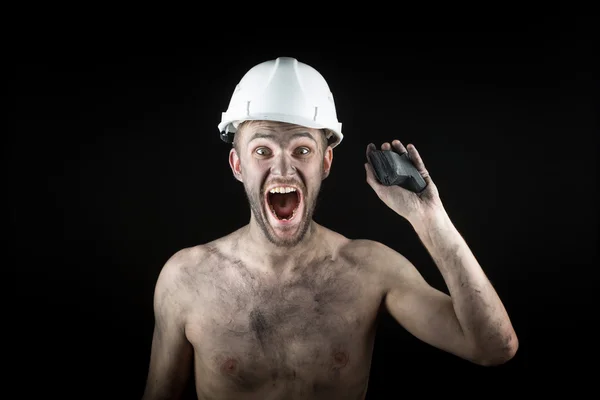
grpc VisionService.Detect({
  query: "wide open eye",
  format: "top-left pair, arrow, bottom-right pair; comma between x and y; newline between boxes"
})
295,147 -> 310,155
255,147 -> 271,156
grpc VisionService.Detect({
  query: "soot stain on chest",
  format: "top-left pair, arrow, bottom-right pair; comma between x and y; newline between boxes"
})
189,243 -> 263,305
241,257 -> 363,366
187,244 -> 368,343
249,308 -> 272,349
193,244 -> 369,389
202,244 -> 361,304
206,245 -> 361,323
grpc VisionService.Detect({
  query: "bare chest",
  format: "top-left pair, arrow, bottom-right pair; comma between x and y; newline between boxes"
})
184,255 -> 382,398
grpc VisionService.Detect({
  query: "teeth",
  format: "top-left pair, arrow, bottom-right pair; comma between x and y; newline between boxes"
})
267,186 -> 301,221
269,186 -> 297,194
270,204 -> 299,221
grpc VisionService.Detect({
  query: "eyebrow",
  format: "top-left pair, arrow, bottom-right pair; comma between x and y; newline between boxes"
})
248,131 -> 317,145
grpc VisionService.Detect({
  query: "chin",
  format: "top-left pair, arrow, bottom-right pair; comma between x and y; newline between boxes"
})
262,202 -> 312,248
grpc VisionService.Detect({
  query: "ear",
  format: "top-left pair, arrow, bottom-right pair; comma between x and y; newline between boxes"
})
229,148 -> 243,182
322,146 -> 333,180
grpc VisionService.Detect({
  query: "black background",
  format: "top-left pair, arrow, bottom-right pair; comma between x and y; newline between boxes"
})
11,18 -> 596,399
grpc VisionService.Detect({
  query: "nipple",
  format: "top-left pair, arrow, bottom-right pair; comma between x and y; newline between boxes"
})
331,351 -> 349,369
220,357 -> 239,375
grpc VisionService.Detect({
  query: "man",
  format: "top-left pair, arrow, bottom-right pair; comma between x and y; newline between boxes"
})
142,57 -> 518,400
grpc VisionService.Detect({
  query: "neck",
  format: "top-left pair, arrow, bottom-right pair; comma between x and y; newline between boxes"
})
242,216 -> 322,272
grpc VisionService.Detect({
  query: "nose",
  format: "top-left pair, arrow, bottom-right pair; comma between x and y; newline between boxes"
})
270,152 -> 297,177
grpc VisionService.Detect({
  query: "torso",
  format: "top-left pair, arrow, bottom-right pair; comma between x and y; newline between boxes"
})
180,225 -> 386,400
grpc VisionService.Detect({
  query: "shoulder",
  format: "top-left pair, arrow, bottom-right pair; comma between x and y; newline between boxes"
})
155,230 -> 241,289
156,225 -> 250,288
157,245 -> 209,284
317,225 -> 385,258
338,238 -> 405,264
317,224 -> 400,263
310,224 -> 415,275
153,243 -> 217,305
337,238 -> 418,289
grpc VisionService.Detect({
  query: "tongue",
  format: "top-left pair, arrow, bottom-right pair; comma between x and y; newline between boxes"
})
271,193 -> 298,219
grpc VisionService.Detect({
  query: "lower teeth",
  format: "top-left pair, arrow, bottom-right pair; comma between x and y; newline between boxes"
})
270,206 -> 298,221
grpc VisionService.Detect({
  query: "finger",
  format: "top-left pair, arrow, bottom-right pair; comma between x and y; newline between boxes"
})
391,139 -> 407,155
364,162 -> 383,193
365,143 -> 376,162
407,144 -> 431,180
381,142 -> 391,151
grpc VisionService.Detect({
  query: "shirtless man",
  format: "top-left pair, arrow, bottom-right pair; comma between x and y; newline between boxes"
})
141,57 -> 518,400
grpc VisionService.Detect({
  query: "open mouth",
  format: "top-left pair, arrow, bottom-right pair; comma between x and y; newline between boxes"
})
266,186 -> 302,222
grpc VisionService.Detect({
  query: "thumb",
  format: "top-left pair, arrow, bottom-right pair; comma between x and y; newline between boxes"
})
364,163 -> 383,192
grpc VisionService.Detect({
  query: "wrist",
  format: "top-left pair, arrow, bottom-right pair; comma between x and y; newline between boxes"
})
409,205 -> 452,233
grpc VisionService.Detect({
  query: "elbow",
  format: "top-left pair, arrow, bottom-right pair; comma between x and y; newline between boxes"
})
474,333 -> 519,367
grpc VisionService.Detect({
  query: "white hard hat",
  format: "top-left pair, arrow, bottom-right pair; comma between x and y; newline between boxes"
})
218,57 -> 344,149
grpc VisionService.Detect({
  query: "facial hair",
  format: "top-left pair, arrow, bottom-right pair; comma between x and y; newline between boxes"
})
243,179 -> 320,248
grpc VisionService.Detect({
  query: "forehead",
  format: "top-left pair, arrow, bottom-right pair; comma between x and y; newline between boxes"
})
239,121 -> 321,144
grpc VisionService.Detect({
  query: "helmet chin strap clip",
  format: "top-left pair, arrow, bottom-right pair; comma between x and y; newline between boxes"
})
221,125 -> 235,144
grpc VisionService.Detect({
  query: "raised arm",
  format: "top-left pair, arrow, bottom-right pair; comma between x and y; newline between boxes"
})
142,254 -> 194,400
364,140 -> 518,366
373,218 -> 517,366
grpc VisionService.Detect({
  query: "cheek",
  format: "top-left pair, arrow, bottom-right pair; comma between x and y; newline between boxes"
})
241,166 -> 266,190
307,168 -> 326,188
312,161 -> 326,177
240,158 -> 265,176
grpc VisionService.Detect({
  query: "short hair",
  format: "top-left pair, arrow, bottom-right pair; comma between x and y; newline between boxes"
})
233,120 -> 330,155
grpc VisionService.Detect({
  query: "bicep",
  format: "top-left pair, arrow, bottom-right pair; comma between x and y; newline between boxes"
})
144,323 -> 193,398
379,247 -> 478,362
142,261 -> 194,400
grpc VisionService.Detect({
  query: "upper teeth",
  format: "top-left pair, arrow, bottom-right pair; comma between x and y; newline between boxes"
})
269,187 -> 297,194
